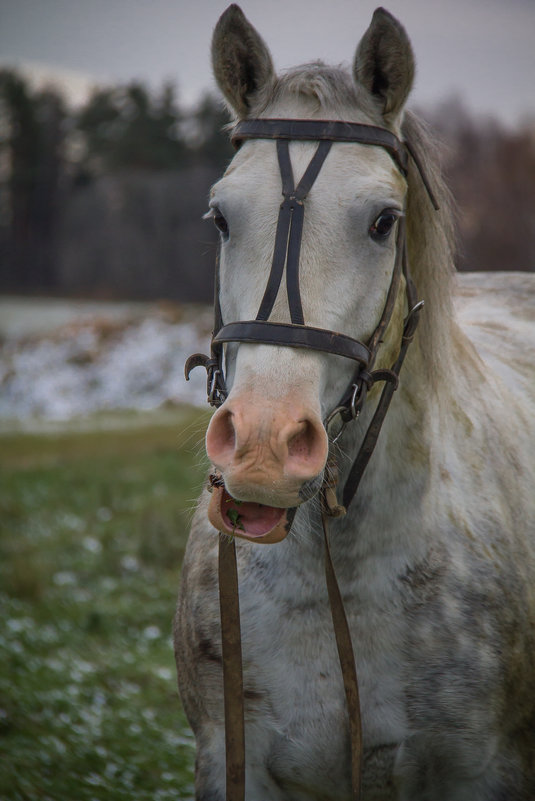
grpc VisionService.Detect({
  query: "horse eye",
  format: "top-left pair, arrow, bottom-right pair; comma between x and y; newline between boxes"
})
212,209 -> 229,240
369,210 -> 400,242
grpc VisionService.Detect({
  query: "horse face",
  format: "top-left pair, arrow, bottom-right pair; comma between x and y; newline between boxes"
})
204,5 -> 413,543
205,140 -> 406,539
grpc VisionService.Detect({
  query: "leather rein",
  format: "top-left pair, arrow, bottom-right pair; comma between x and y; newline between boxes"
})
186,118 -> 438,800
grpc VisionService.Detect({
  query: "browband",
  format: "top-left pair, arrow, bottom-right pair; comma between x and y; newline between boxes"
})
232,118 -> 409,176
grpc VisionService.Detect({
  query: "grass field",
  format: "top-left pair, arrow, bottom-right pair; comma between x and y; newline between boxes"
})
0,407 -> 212,800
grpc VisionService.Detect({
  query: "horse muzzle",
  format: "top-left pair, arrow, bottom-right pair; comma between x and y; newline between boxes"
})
205,392 -> 328,542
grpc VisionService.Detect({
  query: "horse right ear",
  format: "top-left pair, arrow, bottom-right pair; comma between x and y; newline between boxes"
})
354,7 -> 415,124
212,4 -> 275,118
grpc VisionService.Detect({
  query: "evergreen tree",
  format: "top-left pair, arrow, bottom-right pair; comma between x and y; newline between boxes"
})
0,70 -> 65,290
76,81 -> 187,172
189,93 -> 233,167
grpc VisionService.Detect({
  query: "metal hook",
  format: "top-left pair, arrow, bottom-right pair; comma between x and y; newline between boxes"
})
349,382 -> 363,420
324,405 -> 349,444
207,368 -> 227,407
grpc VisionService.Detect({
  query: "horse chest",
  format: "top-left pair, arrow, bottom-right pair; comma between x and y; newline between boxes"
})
238,558 -> 409,788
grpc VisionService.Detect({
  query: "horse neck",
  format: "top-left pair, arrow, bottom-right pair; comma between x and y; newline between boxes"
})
319,340 -> 448,579
327,160 -> 462,567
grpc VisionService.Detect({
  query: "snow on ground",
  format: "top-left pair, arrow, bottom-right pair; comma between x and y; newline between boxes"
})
0,298 -> 213,428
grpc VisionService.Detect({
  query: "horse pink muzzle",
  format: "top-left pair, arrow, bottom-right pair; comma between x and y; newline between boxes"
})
205,392 -> 328,541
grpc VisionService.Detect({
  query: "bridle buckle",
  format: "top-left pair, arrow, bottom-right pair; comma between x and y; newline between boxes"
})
208,365 -> 226,407
349,379 -> 367,420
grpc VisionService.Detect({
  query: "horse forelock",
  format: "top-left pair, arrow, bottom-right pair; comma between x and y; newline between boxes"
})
263,63 -> 378,121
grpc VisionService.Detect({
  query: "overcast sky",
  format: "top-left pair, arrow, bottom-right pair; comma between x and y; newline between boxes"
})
1,0 -> 534,123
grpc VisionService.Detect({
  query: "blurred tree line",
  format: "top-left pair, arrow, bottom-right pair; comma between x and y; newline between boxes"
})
0,71 -> 534,303
422,99 -> 535,274
0,71 -> 232,302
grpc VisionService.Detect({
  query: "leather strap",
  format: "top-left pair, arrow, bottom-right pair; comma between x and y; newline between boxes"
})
257,139 -> 333,326
366,219 -> 404,356
217,513 -> 362,801
342,296 -> 424,508
289,138 -> 333,199
285,199 -> 306,324
213,320 -> 371,364
219,537 -> 246,801
404,139 -> 440,211
322,507 -> 362,800
256,198 -> 294,321
232,118 -> 408,175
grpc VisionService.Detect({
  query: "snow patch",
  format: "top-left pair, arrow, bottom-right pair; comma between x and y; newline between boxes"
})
0,302 -> 213,424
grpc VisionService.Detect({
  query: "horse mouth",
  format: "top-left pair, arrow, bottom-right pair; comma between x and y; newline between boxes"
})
207,477 -> 292,544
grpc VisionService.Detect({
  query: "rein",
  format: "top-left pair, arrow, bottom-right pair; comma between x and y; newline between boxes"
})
186,118 -> 437,800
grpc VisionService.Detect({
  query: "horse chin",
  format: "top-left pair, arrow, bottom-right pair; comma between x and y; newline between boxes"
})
207,482 -> 296,544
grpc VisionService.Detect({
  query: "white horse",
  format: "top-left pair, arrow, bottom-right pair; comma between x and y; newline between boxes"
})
175,6 -> 535,799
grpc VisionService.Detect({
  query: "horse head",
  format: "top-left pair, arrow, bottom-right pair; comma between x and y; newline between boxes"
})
199,6 -> 418,543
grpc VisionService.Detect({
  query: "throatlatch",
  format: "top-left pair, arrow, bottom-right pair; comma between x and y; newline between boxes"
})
185,117 -> 437,801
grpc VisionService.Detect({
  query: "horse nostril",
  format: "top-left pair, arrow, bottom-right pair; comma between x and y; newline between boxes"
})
288,422 -> 313,460
286,418 -> 328,476
206,408 -> 236,465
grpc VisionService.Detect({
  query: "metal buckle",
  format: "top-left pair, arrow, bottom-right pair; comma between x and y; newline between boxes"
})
324,382 -> 363,443
349,382 -> 363,420
207,365 -> 226,407
403,300 -> 425,341
325,405 -> 348,444
324,376 -> 367,443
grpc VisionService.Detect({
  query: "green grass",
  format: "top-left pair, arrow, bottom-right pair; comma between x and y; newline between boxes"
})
0,407 -> 212,800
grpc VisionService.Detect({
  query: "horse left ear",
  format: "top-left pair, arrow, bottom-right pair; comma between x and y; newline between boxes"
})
354,7 -> 415,123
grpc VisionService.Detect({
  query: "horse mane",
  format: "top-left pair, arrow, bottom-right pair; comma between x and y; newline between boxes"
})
252,63 -> 459,390
401,111 -> 457,388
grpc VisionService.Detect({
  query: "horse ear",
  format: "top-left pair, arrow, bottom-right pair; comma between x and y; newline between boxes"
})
212,4 -> 275,118
354,7 -> 415,123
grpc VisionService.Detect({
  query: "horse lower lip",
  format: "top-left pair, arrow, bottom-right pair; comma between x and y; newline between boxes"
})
221,488 -> 285,536
207,484 -> 289,542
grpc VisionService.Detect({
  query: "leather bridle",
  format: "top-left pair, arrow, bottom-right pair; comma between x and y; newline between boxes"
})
186,117 -> 437,507
185,118 -> 438,801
